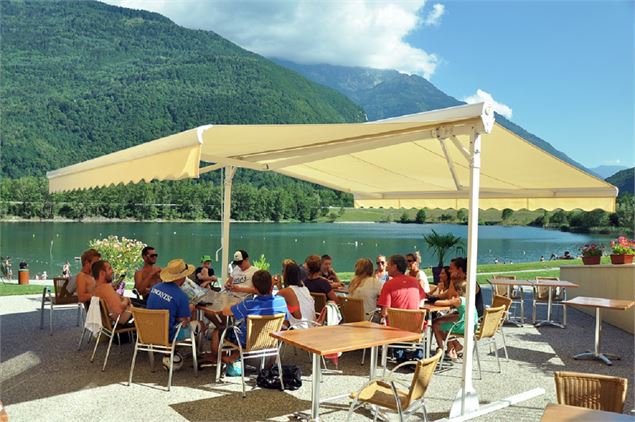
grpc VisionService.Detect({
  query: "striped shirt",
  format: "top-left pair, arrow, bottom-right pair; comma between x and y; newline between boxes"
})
231,294 -> 289,346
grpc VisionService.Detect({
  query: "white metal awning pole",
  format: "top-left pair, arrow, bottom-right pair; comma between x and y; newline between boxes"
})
220,166 -> 236,281
450,129 -> 482,418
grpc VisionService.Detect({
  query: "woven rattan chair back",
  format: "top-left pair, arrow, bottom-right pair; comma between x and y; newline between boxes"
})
340,297 -> 365,323
53,277 -> 77,304
492,295 -> 513,313
245,313 -> 285,352
311,292 -> 327,314
98,299 -> 114,331
536,276 -> 561,300
131,307 -> 170,347
386,308 -> 426,333
554,371 -> 628,413
407,349 -> 442,406
491,275 -> 517,298
476,305 -> 506,340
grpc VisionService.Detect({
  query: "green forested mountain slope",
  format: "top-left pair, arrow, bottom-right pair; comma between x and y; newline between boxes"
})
0,1 -> 365,178
606,168 -> 634,194
275,59 -> 594,175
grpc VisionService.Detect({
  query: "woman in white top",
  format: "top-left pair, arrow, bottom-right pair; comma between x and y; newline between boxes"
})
276,262 -> 315,329
406,252 -> 430,293
348,258 -> 382,316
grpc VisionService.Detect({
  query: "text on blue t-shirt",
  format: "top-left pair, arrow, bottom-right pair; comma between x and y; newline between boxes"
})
146,282 -> 191,340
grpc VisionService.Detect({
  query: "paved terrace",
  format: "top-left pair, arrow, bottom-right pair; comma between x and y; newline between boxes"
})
1,287 -> 633,421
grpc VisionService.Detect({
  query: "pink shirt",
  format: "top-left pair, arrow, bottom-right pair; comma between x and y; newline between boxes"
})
377,274 -> 426,310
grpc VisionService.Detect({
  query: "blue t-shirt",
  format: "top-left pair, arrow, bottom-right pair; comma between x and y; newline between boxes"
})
147,282 -> 191,340
230,295 -> 289,346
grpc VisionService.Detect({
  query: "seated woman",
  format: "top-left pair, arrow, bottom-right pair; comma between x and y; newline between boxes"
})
276,262 -> 315,328
431,280 -> 477,361
348,258 -> 382,317
428,266 -> 451,297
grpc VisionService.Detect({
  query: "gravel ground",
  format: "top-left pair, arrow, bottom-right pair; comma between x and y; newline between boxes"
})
1,287 -> 633,421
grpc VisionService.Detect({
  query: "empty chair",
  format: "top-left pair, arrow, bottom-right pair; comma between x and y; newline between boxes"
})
489,275 -> 525,323
90,299 -> 136,371
491,294 -> 513,360
216,314 -> 286,398
347,349 -> 442,421
40,277 -> 84,335
554,371 -> 628,413
127,307 -> 198,391
383,308 -> 427,372
339,296 -> 365,324
532,276 -> 567,326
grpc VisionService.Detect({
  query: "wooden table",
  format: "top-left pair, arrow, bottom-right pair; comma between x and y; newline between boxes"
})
421,303 -> 451,358
563,296 -> 635,365
271,321 -> 421,421
541,403 -> 635,421
488,278 -> 536,326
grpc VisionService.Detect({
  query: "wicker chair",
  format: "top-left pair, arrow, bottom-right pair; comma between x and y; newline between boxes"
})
90,299 -> 136,371
491,294 -> 513,360
382,308 -> 427,373
489,275 -> 525,323
347,350 -> 442,421
311,292 -> 327,317
216,314 -> 286,398
554,371 -> 628,413
532,276 -> 567,326
340,296 -> 375,365
40,277 -> 83,335
127,307 -> 198,391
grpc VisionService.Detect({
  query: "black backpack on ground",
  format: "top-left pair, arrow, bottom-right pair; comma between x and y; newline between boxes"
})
256,365 -> 302,391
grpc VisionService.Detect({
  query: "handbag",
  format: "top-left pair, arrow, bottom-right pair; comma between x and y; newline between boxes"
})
256,365 -> 302,391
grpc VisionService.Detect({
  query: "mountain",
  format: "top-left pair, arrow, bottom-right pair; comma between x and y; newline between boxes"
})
592,165 -> 628,179
606,168 -> 634,195
275,59 -> 595,175
0,1 -> 365,178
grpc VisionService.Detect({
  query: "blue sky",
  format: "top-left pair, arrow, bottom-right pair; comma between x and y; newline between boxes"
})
108,0 -> 633,170
412,1 -> 635,169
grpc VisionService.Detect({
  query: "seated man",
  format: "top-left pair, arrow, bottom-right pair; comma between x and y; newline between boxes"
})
76,248 -> 101,308
134,246 -> 162,300
225,250 -> 258,296
320,254 -> 342,288
195,255 -> 218,289
147,258 -> 200,341
377,254 -> 426,319
304,255 -> 338,303
92,260 -> 132,325
208,270 -> 289,363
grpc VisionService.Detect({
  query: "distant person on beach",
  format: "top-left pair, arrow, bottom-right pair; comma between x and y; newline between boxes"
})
494,258 -> 499,264
195,255 -> 218,289
540,256 -> 545,262
320,254 -> 343,288
76,249 -> 101,308
559,251 -> 573,260
134,246 -> 162,300
549,253 -> 557,261
62,261 -> 70,278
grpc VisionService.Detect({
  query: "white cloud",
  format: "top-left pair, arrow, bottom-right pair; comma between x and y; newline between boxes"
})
463,89 -> 513,119
103,0 -> 440,78
423,4 -> 445,26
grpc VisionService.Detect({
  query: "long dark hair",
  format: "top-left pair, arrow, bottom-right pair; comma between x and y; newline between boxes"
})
283,262 -> 303,287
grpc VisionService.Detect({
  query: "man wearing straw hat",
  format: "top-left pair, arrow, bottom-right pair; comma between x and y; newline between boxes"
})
147,258 -> 200,341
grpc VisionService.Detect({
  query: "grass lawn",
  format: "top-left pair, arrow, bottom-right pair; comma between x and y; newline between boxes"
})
0,283 -> 45,296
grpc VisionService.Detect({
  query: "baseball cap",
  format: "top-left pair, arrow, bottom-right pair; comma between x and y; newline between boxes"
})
200,255 -> 212,263
233,250 -> 248,265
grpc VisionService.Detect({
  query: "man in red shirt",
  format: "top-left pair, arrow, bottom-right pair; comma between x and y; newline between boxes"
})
378,254 -> 426,318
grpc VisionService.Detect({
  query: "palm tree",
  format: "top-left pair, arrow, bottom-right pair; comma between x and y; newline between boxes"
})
423,229 -> 465,269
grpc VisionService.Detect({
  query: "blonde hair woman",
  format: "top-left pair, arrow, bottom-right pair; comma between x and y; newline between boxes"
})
349,258 -> 382,315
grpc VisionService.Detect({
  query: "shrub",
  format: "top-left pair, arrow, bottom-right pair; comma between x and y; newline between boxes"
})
88,236 -> 145,281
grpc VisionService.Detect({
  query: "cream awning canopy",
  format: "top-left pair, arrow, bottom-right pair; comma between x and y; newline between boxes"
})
47,103 -> 617,211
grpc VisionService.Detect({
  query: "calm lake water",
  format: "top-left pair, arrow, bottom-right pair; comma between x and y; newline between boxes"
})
0,222 -> 611,278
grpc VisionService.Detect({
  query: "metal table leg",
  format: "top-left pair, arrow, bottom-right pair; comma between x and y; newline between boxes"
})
573,307 -> 620,366
505,285 -> 523,327
535,286 -> 564,328
311,353 -> 321,420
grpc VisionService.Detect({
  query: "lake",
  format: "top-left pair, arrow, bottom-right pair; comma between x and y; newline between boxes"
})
0,221 -> 611,278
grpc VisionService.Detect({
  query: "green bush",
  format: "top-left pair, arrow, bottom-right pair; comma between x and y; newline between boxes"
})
88,236 -> 145,282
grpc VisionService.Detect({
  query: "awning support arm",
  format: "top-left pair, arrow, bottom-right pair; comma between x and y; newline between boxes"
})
449,135 -> 472,164
438,137 -> 464,191
220,165 -> 236,281
450,129 -> 481,417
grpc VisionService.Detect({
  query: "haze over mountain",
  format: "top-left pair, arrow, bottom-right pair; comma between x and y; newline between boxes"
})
0,0 -> 364,178
275,59 -> 596,176
592,165 -> 628,179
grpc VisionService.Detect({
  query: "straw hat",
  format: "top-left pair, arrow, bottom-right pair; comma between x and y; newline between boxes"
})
160,259 -> 195,282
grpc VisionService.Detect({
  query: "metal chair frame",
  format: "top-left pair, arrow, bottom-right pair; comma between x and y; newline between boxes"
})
40,278 -> 83,335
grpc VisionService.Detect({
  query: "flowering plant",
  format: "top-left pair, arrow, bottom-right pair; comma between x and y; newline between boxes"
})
88,236 -> 146,282
610,236 -> 635,256
579,243 -> 603,257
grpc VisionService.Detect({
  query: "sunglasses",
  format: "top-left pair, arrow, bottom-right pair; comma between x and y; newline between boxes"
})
376,261 -> 385,265
148,254 -> 158,258
407,259 -> 415,263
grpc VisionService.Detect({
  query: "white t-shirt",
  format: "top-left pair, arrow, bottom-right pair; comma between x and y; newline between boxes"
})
349,276 -> 382,315
231,265 -> 258,296
414,270 -> 431,293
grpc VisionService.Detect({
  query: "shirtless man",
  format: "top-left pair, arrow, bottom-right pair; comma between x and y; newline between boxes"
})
76,248 -> 101,307
134,246 -> 162,299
